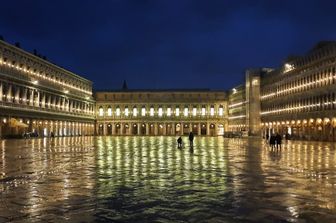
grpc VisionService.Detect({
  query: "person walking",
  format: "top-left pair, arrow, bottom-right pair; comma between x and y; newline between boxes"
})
177,136 -> 183,149
276,133 -> 282,150
270,134 -> 276,150
266,133 -> 269,143
188,132 -> 194,148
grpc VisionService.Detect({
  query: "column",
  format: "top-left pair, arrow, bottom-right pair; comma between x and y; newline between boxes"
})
29,89 -> 34,106
41,92 -> 46,108
181,122 -> 184,135
146,124 -> 149,135
14,86 -> 20,103
163,123 -> 167,135
189,123 -> 192,133
215,124 -> 218,136
206,123 -> 210,136
22,88 -> 27,105
154,123 -> 158,136
35,91 -> 40,107
103,123 -> 106,136
121,123 -> 124,135
172,123 -> 176,135
0,82 -> 2,101
137,123 -> 141,135
7,84 -> 12,102
198,123 -> 201,136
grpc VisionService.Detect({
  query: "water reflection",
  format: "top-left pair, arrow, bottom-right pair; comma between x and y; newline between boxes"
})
0,137 -> 336,222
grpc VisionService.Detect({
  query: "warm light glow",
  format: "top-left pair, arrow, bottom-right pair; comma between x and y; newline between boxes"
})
125,108 -> 129,116
116,107 -> 120,116
284,63 -> 294,73
184,107 -> 188,117
210,106 -> 214,116
158,107 -> 163,117
167,107 -> 171,116
107,107 -> 112,116
175,107 -> 180,116
150,107 -> 154,116
141,107 -> 146,116
133,107 -> 138,117
201,107 -> 206,116
219,106 -> 223,116
99,107 -> 104,116
192,107 -> 197,116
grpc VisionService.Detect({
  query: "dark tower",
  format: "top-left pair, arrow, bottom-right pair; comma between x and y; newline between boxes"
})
122,80 -> 128,90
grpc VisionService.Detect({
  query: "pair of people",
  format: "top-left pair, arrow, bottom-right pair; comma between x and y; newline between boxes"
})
177,132 -> 194,148
269,133 -> 282,149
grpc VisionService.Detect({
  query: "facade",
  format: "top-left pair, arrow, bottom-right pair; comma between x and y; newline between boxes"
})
228,85 -> 247,132
95,90 -> 227,136
0,40 -> 95,138
1,38 -> 336,141
259,41 -> 336,141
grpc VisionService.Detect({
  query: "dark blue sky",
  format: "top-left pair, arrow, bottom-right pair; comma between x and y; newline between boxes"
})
1,0 -> 336,90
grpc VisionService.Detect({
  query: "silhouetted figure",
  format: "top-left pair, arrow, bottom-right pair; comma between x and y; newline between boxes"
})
276,133 -> 282,149
177,136 -> 182,148
189,132 -> 194,148
266,133 -> 269,143
270,134 -> 276,149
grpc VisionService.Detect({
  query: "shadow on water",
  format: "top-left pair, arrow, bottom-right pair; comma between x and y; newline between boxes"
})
0,136 -> 336,222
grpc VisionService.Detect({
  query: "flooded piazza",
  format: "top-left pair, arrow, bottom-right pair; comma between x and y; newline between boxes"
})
0,136 -> 336,222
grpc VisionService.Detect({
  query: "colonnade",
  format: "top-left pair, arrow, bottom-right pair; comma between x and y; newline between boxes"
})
262,117 -> 336,141
0,81 -> 94,116
96,122 -> 222,136
0,117 -> 94,138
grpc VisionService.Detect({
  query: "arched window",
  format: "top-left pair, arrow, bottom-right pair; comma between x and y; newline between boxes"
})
175,106 -> 180,116
133,106 -> 138,117
107,106 -> 112,116
141,106 -> 146,116
184,106 -> 189,117
210,105 -> 215,116
201,106 -> 206,116
150,106 -> 154,116
116,106 -> 121,116
167,107 -> 171,116
192,107 -> 197,116
158,107 -> 163,117
99,106 -> 104,116
125,106 -> 129,116
218,105 -> 223,116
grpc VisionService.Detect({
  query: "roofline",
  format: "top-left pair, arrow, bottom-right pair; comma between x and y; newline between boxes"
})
95,88 -> 226,93
0,39 -> 92,84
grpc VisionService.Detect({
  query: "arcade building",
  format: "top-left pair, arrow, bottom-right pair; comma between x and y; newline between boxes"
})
1,38 -> 336,141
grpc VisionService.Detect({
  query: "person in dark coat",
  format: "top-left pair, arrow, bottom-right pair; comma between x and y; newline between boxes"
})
276,133 -> 282,149
189,132 -> 194,148
270,134 -> 276,149
266,133 -> 269,143
177,136 -> 183,148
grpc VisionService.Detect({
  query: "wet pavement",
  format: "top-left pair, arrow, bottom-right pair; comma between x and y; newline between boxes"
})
0,136 -> 336,222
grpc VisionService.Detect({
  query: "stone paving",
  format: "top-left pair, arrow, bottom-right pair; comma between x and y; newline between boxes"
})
0,136 -> 336,222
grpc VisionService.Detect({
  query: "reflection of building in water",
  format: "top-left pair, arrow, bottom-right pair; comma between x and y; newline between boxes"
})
95,90 -> 227,136
96,136 -> 230,193
0,40 -> 95,138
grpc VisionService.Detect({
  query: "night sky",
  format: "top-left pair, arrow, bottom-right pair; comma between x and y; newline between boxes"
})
1,0 -> 336,91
